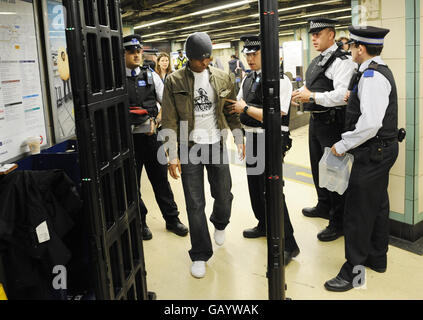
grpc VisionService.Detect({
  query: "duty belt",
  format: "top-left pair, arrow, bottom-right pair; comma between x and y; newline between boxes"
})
361,136 -> 398,148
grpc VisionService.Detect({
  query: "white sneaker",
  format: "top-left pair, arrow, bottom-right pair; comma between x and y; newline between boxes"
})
191,261 -> 206,278
214,229 -> 225,246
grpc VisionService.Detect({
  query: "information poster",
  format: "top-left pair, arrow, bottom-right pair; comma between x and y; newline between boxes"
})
0,0 -> 48,163
282,41 -> 303,79
47,0 -> 75,140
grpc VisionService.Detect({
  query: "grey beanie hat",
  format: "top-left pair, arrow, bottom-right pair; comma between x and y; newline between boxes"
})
185,32 -> 212,60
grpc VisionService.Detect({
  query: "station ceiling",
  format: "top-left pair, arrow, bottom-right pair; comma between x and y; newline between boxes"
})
120,0 -> 352,44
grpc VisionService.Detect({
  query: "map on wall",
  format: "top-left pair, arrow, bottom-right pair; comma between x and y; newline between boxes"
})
0,0 -> 48,163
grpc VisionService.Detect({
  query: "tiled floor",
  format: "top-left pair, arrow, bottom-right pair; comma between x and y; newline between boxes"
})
140,125 -> 423,300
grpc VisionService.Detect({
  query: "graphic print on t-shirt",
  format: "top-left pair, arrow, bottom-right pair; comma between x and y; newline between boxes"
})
194,88 -> 213,112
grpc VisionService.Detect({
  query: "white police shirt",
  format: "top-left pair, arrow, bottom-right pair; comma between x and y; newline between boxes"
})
126,66 -> 164,106
334,56 -> 392,154
300,42 -> 357,108
237,70 -> 293,131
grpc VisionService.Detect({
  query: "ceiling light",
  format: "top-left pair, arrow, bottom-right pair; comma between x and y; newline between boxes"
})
0,12 -> 16,15
279,0 -> 340,13
179,20 -> 224,31
143,37 -> 168,42
191,0 -> 255,16
134,0 -> 256,30
302,8 -> 350,18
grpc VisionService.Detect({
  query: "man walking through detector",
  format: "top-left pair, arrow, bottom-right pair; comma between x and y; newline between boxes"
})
161,32 -> 244,279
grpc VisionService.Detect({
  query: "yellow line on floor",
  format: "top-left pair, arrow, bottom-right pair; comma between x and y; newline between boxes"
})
284,177 -> 314,187
296,171 -> 313,178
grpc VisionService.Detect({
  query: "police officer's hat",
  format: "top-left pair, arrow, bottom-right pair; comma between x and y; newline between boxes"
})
307,17 -> 338,34
143,48 -> 159,55
346,25 -> 390,46
123,34 -> 143,51
240,34 -> 260,54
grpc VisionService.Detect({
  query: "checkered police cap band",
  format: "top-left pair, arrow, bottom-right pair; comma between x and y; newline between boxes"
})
244,39 -> 260,47
309,21 -> 335,30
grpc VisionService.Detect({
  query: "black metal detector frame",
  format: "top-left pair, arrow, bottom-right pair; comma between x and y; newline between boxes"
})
259,0 -> 286,300
63,0 -> 151,300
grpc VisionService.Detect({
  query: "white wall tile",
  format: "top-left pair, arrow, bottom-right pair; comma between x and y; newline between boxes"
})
381,0 -> 406,19
389,174 -> 405,214
381,18 -> 406,60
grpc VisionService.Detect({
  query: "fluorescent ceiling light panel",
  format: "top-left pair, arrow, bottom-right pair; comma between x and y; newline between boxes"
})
134,0 -> 255,30
302,8 -> 350,18
192,0 -> 255,16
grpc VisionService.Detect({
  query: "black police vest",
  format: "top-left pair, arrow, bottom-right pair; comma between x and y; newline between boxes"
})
345,62 -> 398,140
303,48 -> 350,112
241,72 -> 290,128
127,66 -> 158,118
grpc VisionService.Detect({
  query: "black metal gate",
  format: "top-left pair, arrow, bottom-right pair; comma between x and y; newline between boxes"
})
63,0 -> 149,300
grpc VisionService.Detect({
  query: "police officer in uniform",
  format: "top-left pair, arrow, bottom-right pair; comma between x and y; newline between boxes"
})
226,35 -> 300,265
325,26 -> 402,291
143,48 -> 159,70
124,34 -> 188,240
174,48 -> 188,70
291,18 -> 356,242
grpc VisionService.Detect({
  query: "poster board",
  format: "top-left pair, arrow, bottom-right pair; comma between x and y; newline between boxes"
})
282,41 -> 303,79
0,0 -> 49,163
44,0 -> 75,142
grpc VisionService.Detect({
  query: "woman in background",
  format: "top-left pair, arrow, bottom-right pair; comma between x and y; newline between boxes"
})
155,52 -> 172,83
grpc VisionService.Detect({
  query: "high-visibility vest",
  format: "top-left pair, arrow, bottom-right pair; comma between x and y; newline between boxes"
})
0,283 -> 7,300
175,56 -> 188,70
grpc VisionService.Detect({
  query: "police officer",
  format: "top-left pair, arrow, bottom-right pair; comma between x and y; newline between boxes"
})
143,48 -> 159,70
124,34 -> 188,240
174,48 -> 188,70
291,17 -> 356,242
226,35 -> 300,265
325,26 -> 401,291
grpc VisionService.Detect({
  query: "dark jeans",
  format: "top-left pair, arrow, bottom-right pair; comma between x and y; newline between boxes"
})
133,133 -> 179,224
180,143 -> 233,262
309,115 -> 345,230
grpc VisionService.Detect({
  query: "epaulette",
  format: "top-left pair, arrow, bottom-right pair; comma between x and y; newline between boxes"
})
363,69 -> 375,78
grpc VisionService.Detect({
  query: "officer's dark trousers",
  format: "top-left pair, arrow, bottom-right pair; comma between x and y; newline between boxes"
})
180,143 -> 233,262
309,113 -> 345,230
246,132 -> 298,252
339,142 -> 399,281
133,133 -> 179,224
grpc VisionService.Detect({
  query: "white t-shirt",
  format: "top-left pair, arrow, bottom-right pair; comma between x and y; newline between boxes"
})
192,69 -> 220,144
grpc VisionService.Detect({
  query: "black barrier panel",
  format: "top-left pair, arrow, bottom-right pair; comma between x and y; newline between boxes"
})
111,36 -> 123,88
121,230 -> 132,279
109,241 -> 122,296
83,0 -> 95,26
127,285 -> 135,300
114,167 -> 126,218
118,102 -> 129,150
97,0 -> 108,26
108,0 -> 118,30
94,109 -> 107,164
107,106 -> 120,157
64,0 -> 150,300
101,38 -> 114,91
87,33 -> 102,94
